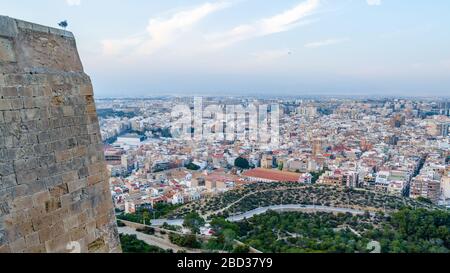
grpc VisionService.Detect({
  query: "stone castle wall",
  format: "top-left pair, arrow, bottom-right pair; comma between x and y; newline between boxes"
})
0,16 -> 120,253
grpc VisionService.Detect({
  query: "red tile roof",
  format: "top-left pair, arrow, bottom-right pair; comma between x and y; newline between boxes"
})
244,168 -> 302,182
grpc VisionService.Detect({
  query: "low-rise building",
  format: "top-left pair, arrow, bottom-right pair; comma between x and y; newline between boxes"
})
243,168 -> 303,183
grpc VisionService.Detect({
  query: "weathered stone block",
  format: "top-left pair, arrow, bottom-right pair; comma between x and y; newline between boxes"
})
67,179 -> 87,193
0,99 -> 11,111
44,233 -> 70,253
32,191 -> 51,207
25,232 -> 40,248
12,196 -> 32,211
63,214 -> 79,231
9,237 -> 26,252
0,16 -> 18,38
0,37 -> 16,63
44,198 -> 62,213
0,244 -> 11,253
25,244 -> 45,253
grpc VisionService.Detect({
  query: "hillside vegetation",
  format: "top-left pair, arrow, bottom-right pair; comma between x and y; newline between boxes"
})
170,182 -> 438,219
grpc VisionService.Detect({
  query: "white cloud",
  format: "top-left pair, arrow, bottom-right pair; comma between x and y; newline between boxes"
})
208,0 -> 320,48
139,1 -> 231,54
102,2 -> 230,56
304,38 -> 348,48
101,0 -> 321,58
366,0 -> 381,6
102,37 -> 143,56
66,0 -> 81,6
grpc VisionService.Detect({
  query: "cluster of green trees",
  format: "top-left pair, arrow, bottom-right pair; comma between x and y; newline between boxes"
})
117,211 -> 149,225
174,213 -> 252,253
171,182 -> 438,220
117,203 -> 182,225
368,208 -> 449,252
162,222 -> 182,232
310,168 -> 328,183
97,109 -> 137,119
236,211 -> 371,253
204,217 -> 251,253
203,217 -> 239,252
416,196 -> 433,204
169,233 -> 201,249
119,234 -> 171,253
186,163 -> 201,171
136,226 -> 155,235
154,203 -> 183,218
234,157 -> 250,169
221,185 -> 437,216
150,127 -> 172,138
234,208 -> 449,253
277,162 -> 284,171
183,212 -> 206,234
172,182 -> 300,218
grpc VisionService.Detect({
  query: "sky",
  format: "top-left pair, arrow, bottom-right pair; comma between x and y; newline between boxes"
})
1,0 -> 450,97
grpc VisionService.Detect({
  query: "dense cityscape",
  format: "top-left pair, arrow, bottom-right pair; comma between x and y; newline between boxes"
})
98,96 -> 450,253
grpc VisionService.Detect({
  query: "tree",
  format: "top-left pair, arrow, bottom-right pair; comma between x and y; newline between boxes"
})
58,20 -> 68,30
235,157 -> 250,169
186,163 -> 201,171
416,196 -> 433,204
142,210 -> 151,226
183,212 -> 205,234
210,217 -> 239,235
120,234 -> 169,253
184,234 -> 201,249
161,127 -> 172,138
169,233 -> 201,249
136,226 -> 155,235
232,244 -> 250,253
223,229 -> 237,250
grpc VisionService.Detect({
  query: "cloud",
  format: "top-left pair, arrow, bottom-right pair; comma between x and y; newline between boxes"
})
102,37 -> 143,56
102,2 -> 230,56
304,38 -> 348,48
101,0 -> 320,58
366,0 -> 381,6
207,0 -> 320,48
139,1 -> 231,54
66,0 -> 81,6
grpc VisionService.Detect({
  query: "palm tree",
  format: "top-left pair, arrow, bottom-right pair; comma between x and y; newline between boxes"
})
142,210 -> 150,226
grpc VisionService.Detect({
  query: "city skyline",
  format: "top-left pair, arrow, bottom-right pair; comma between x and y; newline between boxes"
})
1,0 -> 450,97
0,12 -> 449,255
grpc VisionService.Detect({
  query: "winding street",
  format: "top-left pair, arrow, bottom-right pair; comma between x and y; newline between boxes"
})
149,204 -> 372,226
226,204 -> 370,222
119,226 -> 203,253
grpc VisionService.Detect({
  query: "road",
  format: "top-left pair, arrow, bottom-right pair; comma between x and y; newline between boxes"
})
119,226 -> 202,253
148,204 -> 371,226
226,204 -> 369,222
150,219 -> 184,226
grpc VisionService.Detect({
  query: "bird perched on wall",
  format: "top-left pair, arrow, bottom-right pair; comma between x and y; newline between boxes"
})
58,20 -> 68,30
